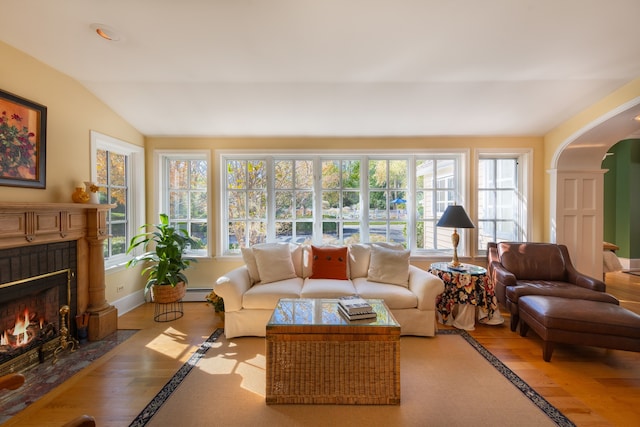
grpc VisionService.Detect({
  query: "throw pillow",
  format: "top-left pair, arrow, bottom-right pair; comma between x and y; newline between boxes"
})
348,243 -> 371,279
241,247 -> 261,283
252,243 -> 297,284
310,245 -> 349,280
367,244 -> 410,287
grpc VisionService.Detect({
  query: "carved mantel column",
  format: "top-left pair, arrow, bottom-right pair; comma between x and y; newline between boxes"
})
84,206 -> 118,340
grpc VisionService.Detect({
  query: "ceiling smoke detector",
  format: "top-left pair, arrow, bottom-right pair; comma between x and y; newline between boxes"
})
90,23 -> 122,42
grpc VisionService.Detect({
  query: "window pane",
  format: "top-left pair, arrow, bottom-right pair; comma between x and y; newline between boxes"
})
190,191 -> 207,219
170,191 -> 188,218
170,160 -> 189,189
249,221 -> 266,245
247,160 -> 266,188
275,160 -> 293,189
276,191 -> 293,219
369,160 -> 386,188
342,160 -> 360,189
322,160 -> 340,189
228,222 -> 243,250
110,188 -> 126,217
497,190 -> 516,220
109,152 -> 126,186
478,220 -> 495,249
295,222 -> 313,244
322,191 -> 339,217
478,159 -> 495,188
322,222 -> 339,244
276,222 -> 292,241
417,159 -> 434,189
228,191 -> 246,219
97,149 -> 107,185
369,191 -> 387,220
190,160 -> 207,189
110,223 -> 127,256
248,191 -> 266,219
295,160 -> 313,188
227,160 -> 246,189
497,159 -> 516,188
296,191 -> 313,218
190,223 -> 207,249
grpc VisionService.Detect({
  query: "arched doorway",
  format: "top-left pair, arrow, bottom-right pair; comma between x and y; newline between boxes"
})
549,98 -> 640,279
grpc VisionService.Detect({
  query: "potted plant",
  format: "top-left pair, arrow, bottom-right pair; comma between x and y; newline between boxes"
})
127,213 -> 197,303
206,290 -> 225,313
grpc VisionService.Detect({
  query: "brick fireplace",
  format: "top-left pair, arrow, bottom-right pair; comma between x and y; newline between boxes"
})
0,202 -> 117,372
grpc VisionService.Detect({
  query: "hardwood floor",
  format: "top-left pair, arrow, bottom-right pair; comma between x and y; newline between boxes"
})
4,271 -> 640,426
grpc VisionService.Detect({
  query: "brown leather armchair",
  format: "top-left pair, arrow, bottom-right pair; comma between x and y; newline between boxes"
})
488,242 -> 619,331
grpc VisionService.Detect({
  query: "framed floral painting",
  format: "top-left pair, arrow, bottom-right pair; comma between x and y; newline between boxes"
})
0,89 -> 47,188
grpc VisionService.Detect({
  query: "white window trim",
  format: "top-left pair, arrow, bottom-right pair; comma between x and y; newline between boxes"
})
90,130 -> 145,270
154,149 -> 212,258
215,149 -> 471,259
474,148 -> 532,256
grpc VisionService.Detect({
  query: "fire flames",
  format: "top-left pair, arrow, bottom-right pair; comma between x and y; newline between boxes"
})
1,308 -> 45,349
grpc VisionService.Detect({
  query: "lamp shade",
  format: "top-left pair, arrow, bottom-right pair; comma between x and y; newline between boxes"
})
436,205 -> 475,229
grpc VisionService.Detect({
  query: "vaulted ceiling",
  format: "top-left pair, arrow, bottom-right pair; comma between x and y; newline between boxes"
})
1,0 -> 639,139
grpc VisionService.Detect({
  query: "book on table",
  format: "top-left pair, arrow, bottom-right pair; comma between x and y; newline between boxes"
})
338,295 -> 373,314
337,304 -> 377,321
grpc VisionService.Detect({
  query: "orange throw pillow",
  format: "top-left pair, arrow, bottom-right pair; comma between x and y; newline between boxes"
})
310,245 -> 348,280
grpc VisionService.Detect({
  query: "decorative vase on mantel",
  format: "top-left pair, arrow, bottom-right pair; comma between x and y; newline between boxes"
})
71,186 -> 90,203
84,181 -> 101,204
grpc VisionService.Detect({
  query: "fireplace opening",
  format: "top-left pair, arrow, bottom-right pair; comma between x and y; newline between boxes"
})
0,241 -> 77,375
0,273 -> 67,369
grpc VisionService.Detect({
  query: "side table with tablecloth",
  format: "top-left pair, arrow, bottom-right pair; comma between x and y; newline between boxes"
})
430,262 -> 504,330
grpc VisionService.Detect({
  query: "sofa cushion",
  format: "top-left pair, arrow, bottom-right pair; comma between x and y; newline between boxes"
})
497,242 -> 567,281
301,278 -> 357,298
310,245 -> 349,280
241,242 -> 304,283
367,244 -> 410,287
352,277 -> 418,309
242,277 -> 303,309
506,281 -> 619,304
348,244 -> 371,279
252,243 -> 297,284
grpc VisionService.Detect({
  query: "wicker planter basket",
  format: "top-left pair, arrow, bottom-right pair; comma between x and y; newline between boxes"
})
152,281 -> 186,303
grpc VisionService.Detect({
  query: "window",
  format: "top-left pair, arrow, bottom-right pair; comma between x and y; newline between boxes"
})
91,131 -> 144,268
477,151 -> 530,252
219,152 -> 467,256
158,152 -> 209,256
415,156 -> 465,254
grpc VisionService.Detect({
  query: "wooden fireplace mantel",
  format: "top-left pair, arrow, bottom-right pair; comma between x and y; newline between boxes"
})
0,202 -> 118,341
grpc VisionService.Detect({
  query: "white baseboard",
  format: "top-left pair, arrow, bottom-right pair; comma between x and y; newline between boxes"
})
112,289 -> 146,316
184,288 -> 211,303
618,257 -> 640,271
111,287 -> 212,316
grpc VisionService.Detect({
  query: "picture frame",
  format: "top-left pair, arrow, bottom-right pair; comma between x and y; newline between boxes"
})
0,89 -> 47,188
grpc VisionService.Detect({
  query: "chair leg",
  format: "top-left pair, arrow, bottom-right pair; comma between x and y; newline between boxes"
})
542,341 -> 554,362
519,320 -> 529,337
510,313 -> 519,331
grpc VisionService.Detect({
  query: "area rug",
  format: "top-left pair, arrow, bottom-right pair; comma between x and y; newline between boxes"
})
130,329 -> 574,427
0,329 -> 138,424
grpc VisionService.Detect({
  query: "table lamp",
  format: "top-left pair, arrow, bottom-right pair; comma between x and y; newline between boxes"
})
436,204 -> 475,267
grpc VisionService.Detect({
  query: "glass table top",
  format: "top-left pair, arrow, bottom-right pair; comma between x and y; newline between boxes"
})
267,298 -> 400,328
430,261 -> 487,275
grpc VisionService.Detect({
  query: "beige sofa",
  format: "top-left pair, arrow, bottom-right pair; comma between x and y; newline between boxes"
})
214,243 -> 445,338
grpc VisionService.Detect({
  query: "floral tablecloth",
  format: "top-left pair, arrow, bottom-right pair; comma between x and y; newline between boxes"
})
430,262 -> 500,327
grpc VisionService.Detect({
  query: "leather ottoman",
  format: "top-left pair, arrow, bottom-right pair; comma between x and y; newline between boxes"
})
518,295 -> 640,361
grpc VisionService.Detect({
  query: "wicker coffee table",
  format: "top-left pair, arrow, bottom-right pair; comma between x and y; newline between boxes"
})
266,298 -> 401,405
